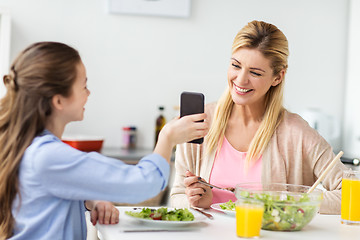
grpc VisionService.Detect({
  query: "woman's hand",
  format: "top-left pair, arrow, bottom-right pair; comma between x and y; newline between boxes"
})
184,170 -> 213,208
85,200 -> 119,225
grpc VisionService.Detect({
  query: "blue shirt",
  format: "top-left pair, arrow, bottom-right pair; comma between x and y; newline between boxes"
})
10,130 -> 170,240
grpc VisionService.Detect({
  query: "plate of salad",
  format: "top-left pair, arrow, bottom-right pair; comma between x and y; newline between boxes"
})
211,200 -> 236,215
124,207 -> 206,226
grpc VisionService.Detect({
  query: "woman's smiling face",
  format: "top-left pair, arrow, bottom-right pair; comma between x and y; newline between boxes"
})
227,48 -> 282,109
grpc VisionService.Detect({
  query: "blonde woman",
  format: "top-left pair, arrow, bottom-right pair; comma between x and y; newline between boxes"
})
170,20 -> 347,214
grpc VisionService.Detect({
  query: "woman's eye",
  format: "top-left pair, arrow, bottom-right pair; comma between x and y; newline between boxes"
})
232,63 -> 240,69
251,71 -> 261,77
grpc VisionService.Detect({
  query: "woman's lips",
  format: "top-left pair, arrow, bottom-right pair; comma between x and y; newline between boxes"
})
233,82 -> 253,94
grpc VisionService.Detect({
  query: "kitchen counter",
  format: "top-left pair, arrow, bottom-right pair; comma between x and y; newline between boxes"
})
93,207 -> 360,240
101,147 -> 175,164
101,147 -> 153,164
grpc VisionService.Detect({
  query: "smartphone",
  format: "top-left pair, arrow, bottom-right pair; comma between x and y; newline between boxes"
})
180,91 -> 205,144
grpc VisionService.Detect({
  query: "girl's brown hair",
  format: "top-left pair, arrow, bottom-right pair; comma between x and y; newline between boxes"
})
206,20 -> 289,165
0,42 -> 81,238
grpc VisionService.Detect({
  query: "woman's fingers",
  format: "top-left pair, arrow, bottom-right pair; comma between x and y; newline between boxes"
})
188,195 -> 202,206
184,175 -> 199,187
186,186 -> 206,196
184,171 -> 213,208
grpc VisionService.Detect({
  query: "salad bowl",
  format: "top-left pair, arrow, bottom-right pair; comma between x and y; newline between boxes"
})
235,183 -> 323,231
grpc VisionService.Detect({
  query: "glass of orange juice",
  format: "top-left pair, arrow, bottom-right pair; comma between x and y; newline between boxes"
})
236,198 -> 264,238
341,170 -> 360,225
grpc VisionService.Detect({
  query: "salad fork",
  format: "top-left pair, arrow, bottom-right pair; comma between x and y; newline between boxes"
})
197,179 -> 235,193
191,207 -> 214,220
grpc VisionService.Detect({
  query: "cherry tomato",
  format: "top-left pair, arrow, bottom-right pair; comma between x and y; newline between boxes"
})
150,212 -> 162,220
297,208 -> 305,214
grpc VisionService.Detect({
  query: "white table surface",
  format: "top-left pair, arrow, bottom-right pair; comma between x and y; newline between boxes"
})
94,207 -> 360,240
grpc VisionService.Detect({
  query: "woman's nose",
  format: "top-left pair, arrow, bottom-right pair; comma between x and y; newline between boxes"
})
235,71 -> 249,85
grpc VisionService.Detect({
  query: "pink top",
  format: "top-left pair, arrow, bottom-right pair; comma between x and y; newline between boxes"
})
209,137 -> 262,204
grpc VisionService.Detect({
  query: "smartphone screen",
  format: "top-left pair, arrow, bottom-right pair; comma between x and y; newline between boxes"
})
180,91 -> 205,144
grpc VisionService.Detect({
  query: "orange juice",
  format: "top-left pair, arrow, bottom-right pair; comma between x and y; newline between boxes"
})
341,177 -> 360,224
236,203 -> 264,238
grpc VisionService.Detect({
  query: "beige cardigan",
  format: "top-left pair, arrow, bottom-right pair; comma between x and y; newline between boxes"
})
170,102 -> 348,214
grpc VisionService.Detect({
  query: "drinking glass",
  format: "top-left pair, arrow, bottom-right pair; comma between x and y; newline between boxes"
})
236,198 -> 264,238
341,170 -> 360,225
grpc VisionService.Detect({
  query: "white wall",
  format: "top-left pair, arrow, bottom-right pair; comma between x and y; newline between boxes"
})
343,0 -> 360,158
0,7 -> 11,96
0,0 -> 349,151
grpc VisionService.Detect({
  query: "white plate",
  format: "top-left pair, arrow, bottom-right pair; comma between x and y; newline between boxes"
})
211,203 -> 235,216
124,207 -> 206,227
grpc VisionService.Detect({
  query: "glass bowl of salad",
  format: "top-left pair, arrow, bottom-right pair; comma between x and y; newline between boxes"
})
235,183 -> 323,231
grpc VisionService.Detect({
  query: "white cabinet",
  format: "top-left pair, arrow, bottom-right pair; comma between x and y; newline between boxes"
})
0,8 -> 11,97
343,0 -> 360,158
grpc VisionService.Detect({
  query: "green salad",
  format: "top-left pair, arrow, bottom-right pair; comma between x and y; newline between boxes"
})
239,191 -> 320,231
219,199 -> 236,211
125,207 -> 195,221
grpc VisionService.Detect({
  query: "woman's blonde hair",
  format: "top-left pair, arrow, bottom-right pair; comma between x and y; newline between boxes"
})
206,20 -> 289,165
0,42 -> 81,239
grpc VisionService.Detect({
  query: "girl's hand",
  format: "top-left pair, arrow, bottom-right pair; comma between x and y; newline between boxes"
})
154,113 -> 208,163
86,200 -> 119,225
184,170 -> 213,208
161,113 -> 209,146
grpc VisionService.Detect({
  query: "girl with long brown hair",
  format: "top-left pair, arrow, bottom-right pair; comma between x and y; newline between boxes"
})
0,42 -> 208,239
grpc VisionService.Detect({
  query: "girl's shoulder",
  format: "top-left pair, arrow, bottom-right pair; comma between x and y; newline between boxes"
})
26,131 -> 73,167
31,130 -> 61,149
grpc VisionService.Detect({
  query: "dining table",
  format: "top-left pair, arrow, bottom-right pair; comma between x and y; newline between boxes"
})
93,206 -> 360,240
